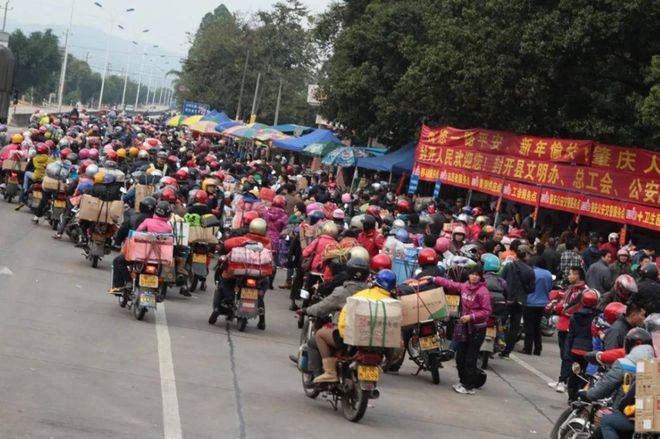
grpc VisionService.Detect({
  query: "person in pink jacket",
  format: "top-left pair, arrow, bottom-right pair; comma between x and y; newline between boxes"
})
263,195 -> 289,253
434,264 -> 492,395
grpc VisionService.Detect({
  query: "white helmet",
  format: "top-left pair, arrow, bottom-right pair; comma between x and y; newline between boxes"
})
137,150 -> 149,159
608,232 -> 619,242
85,164 -> 99,177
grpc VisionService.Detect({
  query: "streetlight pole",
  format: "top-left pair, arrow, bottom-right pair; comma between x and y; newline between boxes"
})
120,52 -> 130,110
249,71 -> 261,124
235,50 -> 249,120
273,78 -> 283,126
57,0 -> 75,112
134,51 -> 145,109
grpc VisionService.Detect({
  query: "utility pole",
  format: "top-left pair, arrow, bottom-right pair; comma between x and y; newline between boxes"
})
273,79 -> 283,126
134,52 -> 145,109
235,50 -> 249,120
57,0 -> 75,113
1,0 -> 12,33
249,71 -> 261,124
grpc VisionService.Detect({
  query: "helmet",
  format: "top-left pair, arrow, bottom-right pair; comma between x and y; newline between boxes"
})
623,327 -> 653,354
93,171 -> 106,184
306,202 -> 321,215
154,201 -> 173,218
472,207 -> 483,216
242,211 -> 260,227
321,221 -> 338,237
79,148 -> 90,160
476,215 -> 488,226
168,155 -> 178,165
614,274 -> 637,300
581,289 -> 600,308
104,160 -> 117,170
452,226 -> 467,238
160,176 -> 177,188
460,244 -> 479,261
481,253 -> 500,272
341,193 -> 352,204
175,169 -> 189,182
348,246 -> 370,261
608,232 -> 619,242
309,210 -> 326,226
641,263 -> 659,280
116,148 -> 127,158
194,190 -> 209,204
272,195 -> 286,208
103,174 -> 116,184
161,188 -> 177,203
395,228 -> 409,243
603,302 -> 627,325
396,199 -> 411,212
85,164 -> 99,177
435,237 -> 451,254
362,214 -> 377,231
137,150 -> 149,159
374,269 -> 397,292
88,149 -> 99,160
156,151 -> 167,160
129,146 -> 139,157
346,255 -> 370,281
456,213 -> 470,224
139,196 -> 158,215
66,153 -> 78,163
332,208 -> 345,220
60,147 -> 72,158
366,205 -> 380,218
393,219 -> 406,229
11,133 -> 23,144
350,215 -> 364,230
370,253 -> 392,271
36,143 -> 49,155
418,248 -> 439,266
106,150 -> 117,161
249,218 -> 267,236
643,313 -> 660,333
616,248 -> 630,258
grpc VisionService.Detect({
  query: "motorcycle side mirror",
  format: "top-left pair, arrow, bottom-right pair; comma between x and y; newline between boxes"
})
571,362 -> 582,375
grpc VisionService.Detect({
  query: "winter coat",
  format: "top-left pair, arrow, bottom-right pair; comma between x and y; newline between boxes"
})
31,154 -> 54,181
500,259 -> 536,305
586,344 -> 655,407
231,193 -> 266,229
557,282 -> 588,332
604,315 -> 634,350
568,307 -> 598,354
357,229 -> 385,257
303,234 -> 338,273
586,259 -> 613,294
263,206 -> 289,252
600,242 -> 619,261
306,280 -> 368,325
136,216 -> 173,234
636,278 -> 660,314
433,277 -> 492,327
582,246 -> 601,270
528,267 -> 552,307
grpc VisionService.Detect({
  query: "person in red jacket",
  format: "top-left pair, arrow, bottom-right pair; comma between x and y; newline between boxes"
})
209,218 -> 272,329
357,214 -> 384,257
599,232 -> 620,261
548,266 -> 588,393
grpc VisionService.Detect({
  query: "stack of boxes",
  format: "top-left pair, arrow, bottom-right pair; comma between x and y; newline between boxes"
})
635,358 -> 660,433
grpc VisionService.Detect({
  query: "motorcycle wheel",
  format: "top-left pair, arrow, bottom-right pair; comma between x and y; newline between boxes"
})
477,351 -> 490,370
118,293 -> 128,308
550,407 -> 590,439
133,293 -> 147,321
341,374 -> 369,423
91,255 -> 99,268
429,355 -> 440,384
237,317 -> 247,332
301,371 -> 320,399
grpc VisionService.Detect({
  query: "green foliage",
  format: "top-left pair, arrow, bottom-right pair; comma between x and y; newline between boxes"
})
178,1 -> 317,125
318,0 -> 660,149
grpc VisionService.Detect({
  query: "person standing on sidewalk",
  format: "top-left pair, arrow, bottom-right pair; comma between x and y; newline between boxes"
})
521,256 -> 552,355
499,245 -> 536,359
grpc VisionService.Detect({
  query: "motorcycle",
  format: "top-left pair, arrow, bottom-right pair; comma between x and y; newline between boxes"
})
478,299 -> 512,370
48,190 -> 68,231
400,319 -> 454,384
84,222 -> 116,268
26,182 -> 43,212
2,170 -> 21,203
231,275 -> 265,332
119,262 -> 161,321
187,242 -> 211,292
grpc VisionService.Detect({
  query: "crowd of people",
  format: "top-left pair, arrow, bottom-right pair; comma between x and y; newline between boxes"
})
1,107 -> 659,437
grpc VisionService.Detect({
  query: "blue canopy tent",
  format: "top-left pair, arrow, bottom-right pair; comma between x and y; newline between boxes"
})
215,120 -> 243,132
202,111 -> 231,124
356,142 -> 415,173
271,128 -> 341,152
272,124 -> 314,136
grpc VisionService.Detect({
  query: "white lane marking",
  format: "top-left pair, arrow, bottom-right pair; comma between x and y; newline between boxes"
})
155,303 -> 183,439
0,266 -> 14,276
510,353 -> 555,384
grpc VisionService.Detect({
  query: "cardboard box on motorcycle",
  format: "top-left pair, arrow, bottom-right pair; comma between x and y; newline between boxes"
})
1,159 -> 27,171
343,297 -> 402,349
635,359 -> 660,432
78,194 -> 124,224
399,287 -> 449,327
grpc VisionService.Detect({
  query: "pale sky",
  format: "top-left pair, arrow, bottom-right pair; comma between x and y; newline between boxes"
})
8,0 -> 335,56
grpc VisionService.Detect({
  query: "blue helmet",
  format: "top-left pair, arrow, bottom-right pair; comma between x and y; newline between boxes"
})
481,253 -> 500,273
309,210 -> 325,225
395,228 -> 409,243
374,269 -> 397,292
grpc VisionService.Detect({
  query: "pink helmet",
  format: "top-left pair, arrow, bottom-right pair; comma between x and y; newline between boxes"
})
341,193 -> 352,204
88,148 -> 99,160
332,208 -> 345,220
306,202 -> 321,215
79,148 -> 90,160
435,237 -> 451,253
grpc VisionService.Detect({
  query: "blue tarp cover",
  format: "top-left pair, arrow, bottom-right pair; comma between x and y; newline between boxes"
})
271,128 -> 342,152
272,124 -> 313,136
356,142 -> 415,173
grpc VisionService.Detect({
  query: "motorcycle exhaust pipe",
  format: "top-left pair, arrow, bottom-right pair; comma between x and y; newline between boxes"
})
370,389 -> 380,400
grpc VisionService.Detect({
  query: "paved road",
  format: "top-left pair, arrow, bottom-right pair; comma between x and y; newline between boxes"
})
0,201 -> 569,439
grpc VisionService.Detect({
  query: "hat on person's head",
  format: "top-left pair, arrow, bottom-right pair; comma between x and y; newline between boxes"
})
289,214 -> 301,225
518,244 -> 533,256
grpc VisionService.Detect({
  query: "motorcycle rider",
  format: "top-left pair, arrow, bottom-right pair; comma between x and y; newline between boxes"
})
598,274 -> 637,311
566,288 -> 600,401
114,196 -> 158,247
603,301 -> 647,350
16,143 -> 53,211
609,249 -> 631,280
209,217 -> 271,329
312,269 -> 398,384
357,214 -> 384,257
634,263 -> 660,314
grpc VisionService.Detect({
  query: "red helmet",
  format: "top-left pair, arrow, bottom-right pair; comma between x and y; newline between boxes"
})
209,160 -> 219,170
194,190 -> 209,204
39,125 -> 48,134
60,148 -> 72,158
366,205 -> 381,218
175,169 -> 189,182
160,176 -> 177,188
213,171 -> 225,182
272,195 -> 286,208
286,165 -> 294,175
370,253 -> 392,271
106,150 -> 117,160
45,140 -> 55,149
167,155 -> 178,165
472,207 -> 483,216
581,289 -> 600,308
242,211 -> 260,227
396,199 -> 411,213
614,274 -> 637,300
604,302 -> 627,325
186,159 -> 196,168
161,188 -> 177,203
418,248 -> 439,266
36,143 -> 49,155
435,237 -> 451,253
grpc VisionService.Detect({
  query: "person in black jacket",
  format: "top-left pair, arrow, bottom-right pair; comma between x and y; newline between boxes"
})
499,246 -> 536,358
634,263 -> 660,313
114,197 -> 157,247
603,301 -> 646,350
566,289 -> 600,401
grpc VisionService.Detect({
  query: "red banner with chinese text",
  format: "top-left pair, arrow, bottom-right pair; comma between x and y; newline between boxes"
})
415,142 -> 659,207
591,143 -> 660,179
419,125 -> 592,165
502,181 -> 541,206
539,188 -> 583,214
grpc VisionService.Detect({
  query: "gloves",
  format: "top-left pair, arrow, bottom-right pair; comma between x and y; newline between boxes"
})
584,351 -> 599,365
576,390 -> 591,402
295,308 -> 306,317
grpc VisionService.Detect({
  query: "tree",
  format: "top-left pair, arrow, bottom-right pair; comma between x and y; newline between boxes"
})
9,29 -> 61,101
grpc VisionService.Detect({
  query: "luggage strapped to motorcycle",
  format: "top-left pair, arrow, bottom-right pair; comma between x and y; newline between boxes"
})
367,300 -> 389,348
128,233 -> 174,266
409,280 -> 439,324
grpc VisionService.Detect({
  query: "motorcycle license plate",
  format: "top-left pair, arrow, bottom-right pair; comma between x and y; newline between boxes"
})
192,253 -> 206,264
240,288 -> 258,300
486,327 -> 496,338
141,291 -> 156,308
446,294 -> 460,315
419,336 -> 439,351
8,176 -> 17,184
54,200 -> 66,208
33,191 -> 42,200
357,365 -> 380,382
139,274 -> 159,289
92,234 -> 106,241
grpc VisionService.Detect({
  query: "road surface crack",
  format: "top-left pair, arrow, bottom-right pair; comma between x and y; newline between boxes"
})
226,322 -> 247,439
